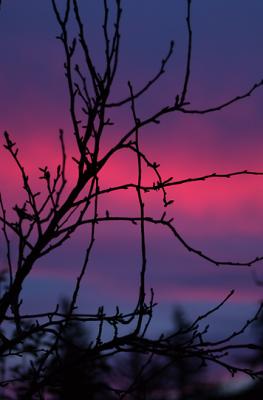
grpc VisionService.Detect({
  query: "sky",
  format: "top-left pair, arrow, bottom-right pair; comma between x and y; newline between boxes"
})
1,1 -> 263,381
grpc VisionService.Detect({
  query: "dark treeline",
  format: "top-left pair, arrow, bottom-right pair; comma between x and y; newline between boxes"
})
1,304 -> 262,400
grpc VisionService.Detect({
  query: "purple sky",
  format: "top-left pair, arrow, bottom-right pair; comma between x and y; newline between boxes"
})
1,2 -> 263,372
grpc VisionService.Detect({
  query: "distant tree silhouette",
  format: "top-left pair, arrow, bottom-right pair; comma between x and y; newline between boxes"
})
46,300 -> 114,400
1,0 -> 263,398
244,305 -> 263,368
117,307 -> 254,400
164,308 -> 207,400
7,299 -> 113,399
117,351 -> 165,399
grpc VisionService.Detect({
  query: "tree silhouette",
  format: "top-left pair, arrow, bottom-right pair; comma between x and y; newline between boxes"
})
116,350 -> 165,399
117,308 -> 207,399
1,1 -> 263,398
9,299 -> 113,399
46,299 -> 114,400
165,308 -> 207,400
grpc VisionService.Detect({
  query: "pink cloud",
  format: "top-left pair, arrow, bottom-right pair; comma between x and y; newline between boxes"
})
153,284 -> 263,304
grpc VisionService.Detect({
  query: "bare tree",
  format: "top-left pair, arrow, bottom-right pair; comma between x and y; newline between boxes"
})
1,1 -> 263,398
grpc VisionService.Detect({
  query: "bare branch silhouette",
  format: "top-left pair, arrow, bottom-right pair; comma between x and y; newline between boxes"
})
0,1 -> 263,398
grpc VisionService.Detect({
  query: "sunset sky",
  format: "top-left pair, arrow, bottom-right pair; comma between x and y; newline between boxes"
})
1,0 -> 263,363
